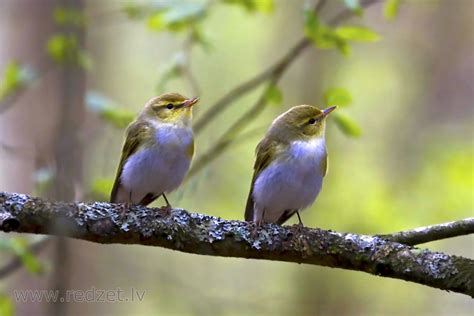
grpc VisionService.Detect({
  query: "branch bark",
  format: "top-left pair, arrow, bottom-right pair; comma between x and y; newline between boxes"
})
0,192 -> 472,297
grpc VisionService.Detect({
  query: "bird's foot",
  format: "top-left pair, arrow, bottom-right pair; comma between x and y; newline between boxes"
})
160,204 -> 172,216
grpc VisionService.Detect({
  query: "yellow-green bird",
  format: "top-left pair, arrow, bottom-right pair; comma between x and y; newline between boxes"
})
110,93 -> 198,207
245,104 -> 336,225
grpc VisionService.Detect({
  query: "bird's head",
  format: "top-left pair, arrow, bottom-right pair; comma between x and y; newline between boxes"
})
141,93 -> 199,127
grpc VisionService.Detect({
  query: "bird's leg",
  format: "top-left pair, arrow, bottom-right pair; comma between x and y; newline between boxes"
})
252,209 -> 265,238
120,190 -> 132,218
295,210 -> 304,233
160,193 -> 172,215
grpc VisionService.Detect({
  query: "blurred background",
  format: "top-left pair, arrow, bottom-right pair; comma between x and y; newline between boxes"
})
0,0 -> 473,315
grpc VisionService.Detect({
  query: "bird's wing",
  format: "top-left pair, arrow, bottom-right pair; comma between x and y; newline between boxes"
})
110,121 -> 153,203
244,138 -> 281,221
321,150 -> 328,177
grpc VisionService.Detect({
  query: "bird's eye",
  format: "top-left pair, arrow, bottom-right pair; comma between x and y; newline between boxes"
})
166,103 -> 174,109
308,118 -> 316,124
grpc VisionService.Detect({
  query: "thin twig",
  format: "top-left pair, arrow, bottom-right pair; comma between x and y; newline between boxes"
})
380,218 -> 474,246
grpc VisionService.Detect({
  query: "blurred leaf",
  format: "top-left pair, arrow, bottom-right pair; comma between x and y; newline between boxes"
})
46,34 -> 90,68
0,62 -> 36,101
324,88 -> 353,107
145,2 -> 207,33
305,11 -> 351,56
384,0 -> 401,21
90,178 -> 114,200
86,91 -> 135,129
7,238 -> 44,275
342,0 -> 363,15
335,26 -> 381,42
53,7 -> 86,27
0,295 -> 14,316
222,0 -> 274,13
265,84 -> 283,105
123,2 -> 147,19
333,112 -> 361,137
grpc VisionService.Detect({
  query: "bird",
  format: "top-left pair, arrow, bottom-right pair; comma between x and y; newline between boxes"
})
245,104 -> 336,225
110,92 -> 198,208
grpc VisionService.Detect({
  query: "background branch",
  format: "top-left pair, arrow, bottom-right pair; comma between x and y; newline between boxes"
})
189,0 -> 379,177
380,218 -> 474,246
0,192 -> 472,297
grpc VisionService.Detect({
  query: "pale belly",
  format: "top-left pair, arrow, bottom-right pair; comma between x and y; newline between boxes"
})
252,139 -> 326,222
120,125 -> 193,203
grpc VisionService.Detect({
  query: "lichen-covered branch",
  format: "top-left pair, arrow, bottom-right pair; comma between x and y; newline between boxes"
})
380,218 -> 474,246
0,192 -> 472,297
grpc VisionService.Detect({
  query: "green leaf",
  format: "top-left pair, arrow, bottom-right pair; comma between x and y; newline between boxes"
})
8,238 -> 44,275
86,91 -> 135,129
324,88 -> 353,107
90,178 -> 114,200
46,34 -> 90,68
265,84 -> 283,105
384,0 -> 401,21
147,12 -> 166,31
222,0 -> 274,13
0,295 -> 14,316
0,62 -> 35,101
335,26 -> 381,42
333,112 -> 361,137
53,7 -> 86,27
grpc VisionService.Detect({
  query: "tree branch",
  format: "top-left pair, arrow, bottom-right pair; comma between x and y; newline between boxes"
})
0,192 -> 472,297
380,218 -> 474,246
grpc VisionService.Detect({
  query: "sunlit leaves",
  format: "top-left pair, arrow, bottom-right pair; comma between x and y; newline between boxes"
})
86,91 -> 134,129
124,1 -> 208,33
265,84 -> 283,105
324,88 -> 352,107
304,10 -> 381,56
0,238 -> 44,275
384,0 -> 401,21
53,7 -> 86,27
0,295 -> 14,316
0,62 -> 36,102
335,26 -> 381,42
222,0 -> 274,13
46,34 -> 90,68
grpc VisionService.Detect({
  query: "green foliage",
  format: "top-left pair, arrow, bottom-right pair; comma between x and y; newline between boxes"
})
46,34 -> 90,68
335,26 -> 381,42
265,84 -> 283,105
86,91 -> 135,129
324,88 -> 353,107
384,0 -> 401,21
0,295 -> 14,316
53,7 -> 86,27
305,10 -> 380,56
222,0 -> 274,13
0,62 -> 35,101
90,178 -> 114,200
333,112 -> 361,137
0,238 -> 44,275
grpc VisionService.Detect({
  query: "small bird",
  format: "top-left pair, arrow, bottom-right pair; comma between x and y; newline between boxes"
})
110,93 -> 198,208
245,104 -> 336,225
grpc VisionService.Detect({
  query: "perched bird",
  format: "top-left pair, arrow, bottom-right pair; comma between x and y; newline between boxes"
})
245,104 -> 336,225
110,93 -> 198,207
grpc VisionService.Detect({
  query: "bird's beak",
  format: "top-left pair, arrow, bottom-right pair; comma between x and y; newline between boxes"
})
322,105 -> 337,116
183,97 -> 199,108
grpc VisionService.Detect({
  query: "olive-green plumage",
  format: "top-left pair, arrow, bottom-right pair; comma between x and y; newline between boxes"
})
110,93 -> 198,206
245,104 -> 335,225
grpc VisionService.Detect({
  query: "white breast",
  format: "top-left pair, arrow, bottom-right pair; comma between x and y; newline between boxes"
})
252,138 -> 326,223
120,123 -> 193,203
